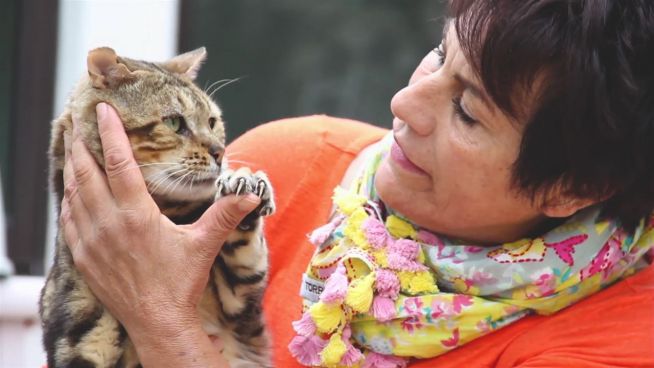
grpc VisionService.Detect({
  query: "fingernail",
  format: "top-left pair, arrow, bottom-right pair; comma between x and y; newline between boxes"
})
237,194 -> 260,212
96,102 -> 108,121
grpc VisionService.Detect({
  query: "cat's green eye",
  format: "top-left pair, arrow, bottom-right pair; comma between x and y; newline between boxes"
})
163,116 -> 183,132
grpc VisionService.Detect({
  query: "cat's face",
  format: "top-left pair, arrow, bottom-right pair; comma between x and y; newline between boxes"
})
80,47 -> 226,202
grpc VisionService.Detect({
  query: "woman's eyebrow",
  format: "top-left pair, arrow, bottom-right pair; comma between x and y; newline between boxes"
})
454,73 -> 494,112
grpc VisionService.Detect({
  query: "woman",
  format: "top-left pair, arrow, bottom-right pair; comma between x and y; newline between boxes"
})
61,0 -> 654,367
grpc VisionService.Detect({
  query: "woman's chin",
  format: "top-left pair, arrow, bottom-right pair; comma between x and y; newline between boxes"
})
375,158 -> 432,194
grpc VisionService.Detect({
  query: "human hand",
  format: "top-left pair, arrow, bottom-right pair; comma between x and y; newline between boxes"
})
60,103 -> 260,339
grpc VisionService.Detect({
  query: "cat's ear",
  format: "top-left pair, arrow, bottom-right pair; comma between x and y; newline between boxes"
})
87,47 -> 135,89
161,47 -> 207,80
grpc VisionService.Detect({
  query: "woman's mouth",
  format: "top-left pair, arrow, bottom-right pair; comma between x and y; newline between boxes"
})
390,138 -> 428,176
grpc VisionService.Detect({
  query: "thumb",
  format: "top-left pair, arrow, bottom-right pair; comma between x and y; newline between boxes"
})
192,193 -> 261,249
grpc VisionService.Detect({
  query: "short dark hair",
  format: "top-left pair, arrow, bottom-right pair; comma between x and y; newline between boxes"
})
449,0 -> 654,228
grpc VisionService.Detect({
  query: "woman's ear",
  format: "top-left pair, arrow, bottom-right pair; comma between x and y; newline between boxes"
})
160,47 -> 207,80
541,196 -> 599,218
87,47 -> 136,89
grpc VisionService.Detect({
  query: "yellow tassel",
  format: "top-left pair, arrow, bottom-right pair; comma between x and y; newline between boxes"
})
320,333 -> 348,366
417,247 -> 426,264
309,302 -> 345,333
371,249 -> 388,267
344,207 -> 371,249
386,215 -> 417,239
333,187 -> 367,216
345,272 -> 376,313
398,271 -> 438,295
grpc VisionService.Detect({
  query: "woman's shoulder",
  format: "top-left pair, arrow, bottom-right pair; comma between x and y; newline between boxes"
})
226,115 -> 386,193
228,115 -> 387,163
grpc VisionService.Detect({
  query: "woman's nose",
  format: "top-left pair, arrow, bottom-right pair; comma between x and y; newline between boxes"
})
390,78 -> 440,136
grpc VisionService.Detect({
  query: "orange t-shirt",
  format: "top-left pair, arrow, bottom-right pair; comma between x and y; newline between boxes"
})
228,115 -> 654,368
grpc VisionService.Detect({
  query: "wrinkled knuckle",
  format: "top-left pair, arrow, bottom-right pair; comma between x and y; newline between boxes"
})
216,208 -> 241,230
122,210 -> 146,231
71,248 -> 90,275
63,181 -> 78,200
73,161 -> 95,185
104,147 -> 135,177
94,218 -> 114,242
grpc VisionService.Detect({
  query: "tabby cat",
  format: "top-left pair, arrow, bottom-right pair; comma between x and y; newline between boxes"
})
39,47 -> 274,368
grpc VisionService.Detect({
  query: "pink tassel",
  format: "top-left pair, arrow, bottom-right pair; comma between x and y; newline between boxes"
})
363,217 -> 389,249
289,335 -> 327,366
387,239 -> 427,272
375,269 -> 400,299
372,295 -> 396,322
338,326 -> 365,366
417,230 -> 439,245
291,311 -> 316,336
308,215 -> 344,246
390,239 -> 420,260
363,352 -> 408,368
320,263 -> 349,303
341,345 -> 365,366
309,223 -> 336,246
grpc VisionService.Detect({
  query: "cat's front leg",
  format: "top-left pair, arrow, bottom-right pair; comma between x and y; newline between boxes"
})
207,167 -> 275,367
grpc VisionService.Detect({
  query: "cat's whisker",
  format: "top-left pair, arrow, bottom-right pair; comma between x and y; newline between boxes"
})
145,173 -> 171,194
137,162 -> 180,167
111,162 -> 180,177
204,78 -> 232,94
148,167 -> 188,194
209,76 -> 246,99
225,149 -> 258,157
207,78 -> 236,96
170,170 -> 194,195
182,171 -> 197,193
159,168 -> 190,194
224,150 -> 245,157
207,79 -> 234,96
224,159 -> 254,166
162,168 -> 194,195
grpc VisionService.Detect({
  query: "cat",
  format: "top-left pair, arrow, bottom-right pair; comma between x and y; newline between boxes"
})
39,47 -> 274,368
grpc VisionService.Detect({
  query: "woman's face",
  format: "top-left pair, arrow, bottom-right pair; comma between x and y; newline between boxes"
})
375,26 -> 548,244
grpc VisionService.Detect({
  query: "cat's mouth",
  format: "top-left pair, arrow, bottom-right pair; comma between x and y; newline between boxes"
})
145,168 -> 219,201
190,175 -> 218,185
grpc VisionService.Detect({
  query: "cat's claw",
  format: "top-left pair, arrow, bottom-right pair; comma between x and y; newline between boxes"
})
236,177 -> 247,196
256,180 -> 266,198
215,168 -> 276,217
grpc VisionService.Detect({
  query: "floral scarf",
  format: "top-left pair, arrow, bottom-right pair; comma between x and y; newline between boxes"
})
289,133 -> 654,367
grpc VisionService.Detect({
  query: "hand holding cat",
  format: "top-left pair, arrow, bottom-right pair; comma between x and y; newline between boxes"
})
59,102 -> 258,366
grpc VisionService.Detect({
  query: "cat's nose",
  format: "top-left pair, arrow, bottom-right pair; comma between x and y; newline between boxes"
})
209,144 -> 224,163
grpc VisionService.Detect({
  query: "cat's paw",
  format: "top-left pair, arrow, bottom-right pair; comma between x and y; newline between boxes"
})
215,167 -> 275,217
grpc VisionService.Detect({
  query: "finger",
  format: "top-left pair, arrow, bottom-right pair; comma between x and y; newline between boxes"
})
62,159 -> 99,244
63,156 -> 94,233
95,103 -> 152,207
192,194 -> 260,252
60,196 -> 80,253
63,128 -> 72,159
70,117 -> 113,216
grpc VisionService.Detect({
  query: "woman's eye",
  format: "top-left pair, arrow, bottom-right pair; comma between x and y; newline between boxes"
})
434,43 -> 445,66
452,96 -> 478,126
163,116 -> 184,133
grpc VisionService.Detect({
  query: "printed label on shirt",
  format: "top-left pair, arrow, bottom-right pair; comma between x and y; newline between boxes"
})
300,274 -> 325,303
